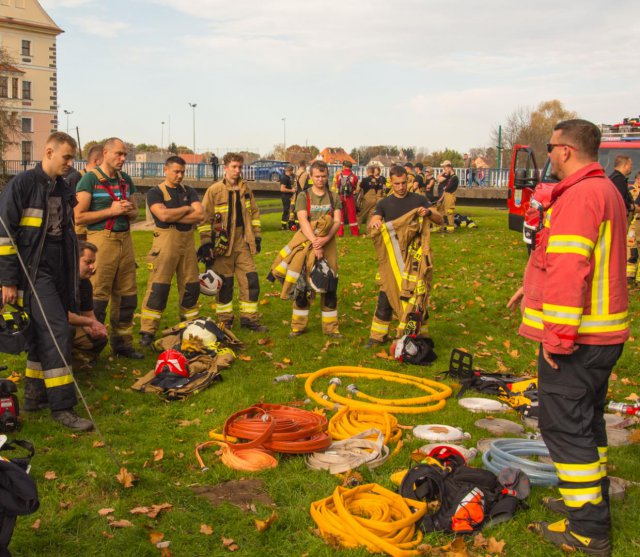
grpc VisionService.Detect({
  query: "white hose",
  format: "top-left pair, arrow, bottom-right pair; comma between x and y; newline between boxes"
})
482,438 -> 558,486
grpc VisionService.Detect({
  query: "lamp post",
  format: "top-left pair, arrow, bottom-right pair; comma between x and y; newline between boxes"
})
161,121 -> 165,152
282,117 -> 286,161
189,103 -> 197,155
63,109 -> 73,134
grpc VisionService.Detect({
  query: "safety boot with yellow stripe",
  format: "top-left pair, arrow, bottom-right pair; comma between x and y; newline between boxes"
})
542,496 -> 570,516
529,519 -> 611,556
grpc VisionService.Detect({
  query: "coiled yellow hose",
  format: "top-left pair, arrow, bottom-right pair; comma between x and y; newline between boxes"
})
328,406 -> 402,445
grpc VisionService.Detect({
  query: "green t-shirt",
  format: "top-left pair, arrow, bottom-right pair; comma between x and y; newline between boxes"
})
295,189 -> 342,221
76,169 -> 137,231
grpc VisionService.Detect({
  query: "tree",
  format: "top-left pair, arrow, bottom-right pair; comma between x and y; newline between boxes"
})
349,145 -> 401,166
176,145 -> 193,154
135,143 -> 160,153
167,142 -> 178,154
0,47 -> 22,165
492,99 -> 578,168
422,148 -> 464,168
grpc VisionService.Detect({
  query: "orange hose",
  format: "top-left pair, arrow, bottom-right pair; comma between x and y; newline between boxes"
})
195,440 -> 277,472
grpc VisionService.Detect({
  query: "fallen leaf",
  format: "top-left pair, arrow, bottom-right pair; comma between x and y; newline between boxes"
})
610,373 -> 618,382
221,537 -> 239,551
628,429 -> 640,444
473,533 -> 487,548
116,467 -> 134,489
44,471 -> 57,480
59,501 -> 71,510
257,338 -> 273,346
98,508 -> 116,516
273,362 -> 288,369
92,441 -> 105,448
625,393 -> 639,402
204,408 -> 215,415
503,340 -> 511,349
200,523 -> 214,535
255,511 -> 277,532
486,537 -> 506,555
282,357 -> 292,364
129,506 -> 150,515
147,503 -> 173,519
259,299 -> 269,306
153,448 -> 164,462
486,336 -> 494,341
87,471 -> 97,479
508,349 -> 520,358
238,355 -> 252,361
108,519 -> 133,528
101,531 -> 114,539
177,418 -> 201,427
350,282 -> 364,288
260,350 -> 273,359
31,519 -> 41,530
149,532 -> 165,544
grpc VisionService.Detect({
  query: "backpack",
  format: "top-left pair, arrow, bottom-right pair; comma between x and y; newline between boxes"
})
0,439 -> 39,557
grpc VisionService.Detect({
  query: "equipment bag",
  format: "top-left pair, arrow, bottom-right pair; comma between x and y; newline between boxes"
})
0,439 -> 39,557
0,306 -> 31,356
0,381 -> 19,434
391,335 -> 437,365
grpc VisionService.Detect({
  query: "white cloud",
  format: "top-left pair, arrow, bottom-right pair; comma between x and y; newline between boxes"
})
68,16 -> 129,38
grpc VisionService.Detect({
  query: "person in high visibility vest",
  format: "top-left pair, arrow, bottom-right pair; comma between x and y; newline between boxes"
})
508,119 -> 629,556
332,161 -> 359,237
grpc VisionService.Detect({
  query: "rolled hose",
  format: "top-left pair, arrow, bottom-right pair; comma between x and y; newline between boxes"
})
482,438 -> 558,486
328,406 -> 402,445
310,483 -> 427,557
299,366 -> 452,414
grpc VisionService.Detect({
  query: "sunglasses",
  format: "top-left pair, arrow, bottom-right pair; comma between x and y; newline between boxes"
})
546,143 -> 577,154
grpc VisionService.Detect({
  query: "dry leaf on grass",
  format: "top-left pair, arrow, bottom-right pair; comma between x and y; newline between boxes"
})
92,441 -> 105,448
200,523 -> 214,535
129,506 -> 150,515
147,503 -> 173,519
628,429 -> 640,444
44,471 -> 57,480
282,357 -> 292,364
238,355 -> 252,362
503,340 -> 511,350
443,536 -> 468,556
221,537 -> 239,551
108,519 -> 133,528
273,362 -> 288,369
149,531 -> 165,544
31,519 -> 41,530
508,349 -> 520,358
350,282 -> 364,288
486,537 -> 506,555
320,341 -> 337,352
625,393 -> 639,402
255,511 -> 278,532
116,467 -> 134,488
257,338 -> 273,346
98,508 -> 116,516
177,418 -> 201,427
101,531 -> 114,539
153,448 -> 164,462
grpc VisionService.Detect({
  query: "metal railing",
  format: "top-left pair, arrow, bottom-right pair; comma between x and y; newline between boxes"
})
0,160 -> 509,188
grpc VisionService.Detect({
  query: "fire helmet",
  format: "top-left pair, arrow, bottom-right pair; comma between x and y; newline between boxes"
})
309,258 -> 337,293
154,349 -> 189,378
0,306 -> 30,355
181,317 -> 225,346
199,270 -> 223,296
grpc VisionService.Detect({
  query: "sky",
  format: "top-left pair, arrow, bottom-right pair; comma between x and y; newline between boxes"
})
40,0 -> 639,156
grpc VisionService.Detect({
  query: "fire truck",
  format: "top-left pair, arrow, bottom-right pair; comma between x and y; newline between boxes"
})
507,119 -> 640,242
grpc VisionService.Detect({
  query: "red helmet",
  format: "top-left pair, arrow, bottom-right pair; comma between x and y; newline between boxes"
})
154,349 -> 189,378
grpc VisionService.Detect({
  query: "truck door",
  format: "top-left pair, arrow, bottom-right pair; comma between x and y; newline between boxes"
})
507,145 -> 539,233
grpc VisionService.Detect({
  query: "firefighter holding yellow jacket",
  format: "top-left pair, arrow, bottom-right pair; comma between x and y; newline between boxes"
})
139,156 -> 203,346
198,152 -> 267,332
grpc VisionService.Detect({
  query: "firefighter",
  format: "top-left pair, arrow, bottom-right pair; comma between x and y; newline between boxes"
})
628,171 -> 640,285
414,162 -> 426,194
295,160 -> 310,193
66,145 -> 104,241
198,152 -> 266,332
435,160 -> 459,233
424,166 -> 437,202
366,165 -> 442,347
75,138 -> 143,359
279,165 -> 295,230
357,166 -> 385,227
0,132 -> 93,431
139,156 -> 203,345
69,241 -> 108,370
508,119 -> 629,556
403,162 -> 418,193
332,161 -> 360,237
289,160 -> 342,337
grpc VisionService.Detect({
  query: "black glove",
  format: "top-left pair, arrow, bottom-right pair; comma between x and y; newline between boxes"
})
197,242 -> 215,265
255,237 -> 262,254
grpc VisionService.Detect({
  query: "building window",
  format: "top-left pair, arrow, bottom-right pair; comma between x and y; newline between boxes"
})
12,78 -> 18,98
22,81 -> 31,100
16,0 -> 26,8
21,141 -> 32,163
21,118 -> 32,133
21,40 -> 31,57
0,78 -> 7,98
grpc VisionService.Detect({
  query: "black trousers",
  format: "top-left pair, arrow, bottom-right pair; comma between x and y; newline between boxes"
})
281,194 -> 292,226
538,343 -> 623,538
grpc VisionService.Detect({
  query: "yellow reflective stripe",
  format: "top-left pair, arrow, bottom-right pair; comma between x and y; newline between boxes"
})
380,222 -> 404,291
279,246 -> 292,258
370,321 -> 389,334
555,462 -> 602,482
597,447 -> 607,462
141,309 -> 162,320
401,272 -> 417,282
251,219 -> 261,227
544,207 -> 552,228
547,234 -> 594,257
182,309 -> 199,319
578,311 -> 629,333
321,310 -> 338,322
558,486 -> 603,508
198,224 -> 212,233
274,262 -> 288,275
45,375 -> 74,389
292,308 -> 309,316
0,245 -> 17,256
26,367 -> 44,380
217,207 -> 229,213
522,307 -> 544,330
592,221 -> 611,315
113,326 -> 133,335
542,303 -> 583,326
216,302 -> 233,313
19,216 -> 43,227
284,270 -> 300,284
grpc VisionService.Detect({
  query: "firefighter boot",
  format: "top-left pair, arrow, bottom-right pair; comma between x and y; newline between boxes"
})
51,408 -> 94,432
529,519 -> 611,557
240,318 -> 268,333
23,377 -> 48,412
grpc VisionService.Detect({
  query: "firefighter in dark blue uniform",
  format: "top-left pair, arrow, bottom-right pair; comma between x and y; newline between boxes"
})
0,132 -> 93,432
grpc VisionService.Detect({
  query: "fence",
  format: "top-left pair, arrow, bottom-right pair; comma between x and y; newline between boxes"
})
0,160 -> 509,188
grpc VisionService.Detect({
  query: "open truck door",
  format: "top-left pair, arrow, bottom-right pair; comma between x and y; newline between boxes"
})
507,145 -> 539,235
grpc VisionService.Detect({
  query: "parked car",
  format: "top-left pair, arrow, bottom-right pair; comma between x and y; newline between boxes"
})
249,160 -> 290,182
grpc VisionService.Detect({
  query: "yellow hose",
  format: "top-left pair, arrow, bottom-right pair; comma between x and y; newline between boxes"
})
299,366 -> 452,414
310,483 -> 427,557
328,406 -> 402,445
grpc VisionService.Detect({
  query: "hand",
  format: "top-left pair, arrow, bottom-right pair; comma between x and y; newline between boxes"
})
255,237 -> 262,253
314,247 -> 324,259
85,320 -> 108,339
197,242 -> 216,265
506,287 -> 524,311
417,207 -> 428,217
542,347 -> 559,370
109,200 -> 128,217
1,285 -> 17,307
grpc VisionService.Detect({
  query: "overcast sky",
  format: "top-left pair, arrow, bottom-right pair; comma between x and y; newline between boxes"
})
41,0 -> 639,156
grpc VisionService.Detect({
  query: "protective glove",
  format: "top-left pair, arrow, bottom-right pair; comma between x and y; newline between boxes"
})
255,237 -> 262,254
197,242 -> 215,266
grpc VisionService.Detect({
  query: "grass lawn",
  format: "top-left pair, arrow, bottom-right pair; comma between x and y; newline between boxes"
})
5,207 -> 640,556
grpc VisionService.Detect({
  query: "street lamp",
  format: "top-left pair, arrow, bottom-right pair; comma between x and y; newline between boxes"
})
189,103 -> 197,155
282,117 -> 286,161
64,109 -> 73,134
161,121 -> 165,152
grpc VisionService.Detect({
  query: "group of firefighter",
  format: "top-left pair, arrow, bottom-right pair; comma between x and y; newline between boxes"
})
0,118 -> 634,556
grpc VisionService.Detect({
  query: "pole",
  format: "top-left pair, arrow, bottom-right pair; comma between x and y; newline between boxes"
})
497,124 -> 502,172
282,117 -> 286,161
75,126 -> 82,160
161,121 -> 165,152
64,109 -> 73,134
189,103 -> 197,155
168,115 -> 171,150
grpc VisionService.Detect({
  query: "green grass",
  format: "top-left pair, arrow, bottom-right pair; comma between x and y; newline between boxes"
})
5,207 -> 640,556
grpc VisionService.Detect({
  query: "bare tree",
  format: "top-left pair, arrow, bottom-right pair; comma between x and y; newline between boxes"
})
0,47 -> 22,167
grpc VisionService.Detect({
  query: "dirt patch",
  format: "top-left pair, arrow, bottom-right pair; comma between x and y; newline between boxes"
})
192,479 -> 274,510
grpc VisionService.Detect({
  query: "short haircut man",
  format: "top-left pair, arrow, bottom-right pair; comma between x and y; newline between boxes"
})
389,165 -> 407,178
165,155 -> 186,167
553,119 -> 600,160
223,152 -> 244,166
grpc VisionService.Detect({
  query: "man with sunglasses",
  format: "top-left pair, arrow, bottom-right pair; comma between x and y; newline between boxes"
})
508,120 -> 628,557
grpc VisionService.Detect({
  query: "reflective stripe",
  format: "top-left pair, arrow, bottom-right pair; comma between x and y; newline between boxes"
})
559,486 -> 603,508
284,270 -> 300,284
547,234 -> 594,258
0,245 -> 17,256
401,273 -> 417,282
292,309 -> 309,316
522,307 -> 544,330
44,366 -> 72,379
275,261 -> 289,275
239,301 -> 258,313
544,208 -> 552,228
22,208 -> 43,218
19,216 -> 42,227
0,237 -> 12,246
542,303 -> 583,326
113,326 -> 134,335
251,220 -> 261,227
182,309 -> 199,319
141,309 -> 162,320
279,246 -> 292,258
598,446 -> 608,475
322,310 -> 338,322
26,360 -> 42,370
555,461 -> 602,482
216,302 -> 233,313
45,375 -> 74,389
217,207 -> 229,213
245,201 -> 251,207
349,222 -> 359,228
578,311 -> 629,333
592,221 -> 611,315
370,321 -> 389,334
380,222 -> 405,291
25,367 -> 44,380
198,224 -> 212,233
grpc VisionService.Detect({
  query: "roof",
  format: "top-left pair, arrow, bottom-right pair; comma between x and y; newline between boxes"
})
0,64 -> 25,74
176,153 -> 206,164
318,147 -> 356,165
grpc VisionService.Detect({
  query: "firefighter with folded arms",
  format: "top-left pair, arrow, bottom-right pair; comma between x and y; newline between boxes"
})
288,160 -> 342,337
435,160 -> 459,233
332,161 -> 359,237
139,156 -> 204,346
0,132 -> 93,431
75,137 -> 143,359
69,241 -> 108,370
198,152 -> 267,332
366,165 -> 442,347
507,119 -> 629,556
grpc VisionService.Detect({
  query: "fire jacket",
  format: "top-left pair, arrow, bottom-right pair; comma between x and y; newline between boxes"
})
0,163 -> 79,310
198,179 -> 261,256
519,162 -> 629,353
369,207 -> 433,329
332,171 -> 358,197
268,215 -> 334,299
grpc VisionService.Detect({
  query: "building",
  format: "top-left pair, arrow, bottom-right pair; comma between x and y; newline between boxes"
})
0,0 -> 62,162
317,147 -> 356,166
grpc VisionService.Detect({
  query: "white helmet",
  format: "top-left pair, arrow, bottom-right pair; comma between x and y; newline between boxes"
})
199,270 -> 223,296
182,317 -> 222,346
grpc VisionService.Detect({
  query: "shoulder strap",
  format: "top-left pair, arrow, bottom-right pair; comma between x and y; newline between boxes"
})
158,183 -> 172,202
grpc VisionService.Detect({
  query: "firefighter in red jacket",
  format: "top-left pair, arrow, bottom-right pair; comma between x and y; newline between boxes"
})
332,161 -> 360,237
508,119 -> 629,557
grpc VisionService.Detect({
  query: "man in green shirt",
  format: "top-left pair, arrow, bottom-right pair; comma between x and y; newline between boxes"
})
75,137 -> 143,359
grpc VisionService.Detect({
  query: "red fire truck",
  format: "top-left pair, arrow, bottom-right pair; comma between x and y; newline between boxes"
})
507,124 -> 640,242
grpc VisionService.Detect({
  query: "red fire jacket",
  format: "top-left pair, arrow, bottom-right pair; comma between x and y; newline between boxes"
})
519,162 -> 630,353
